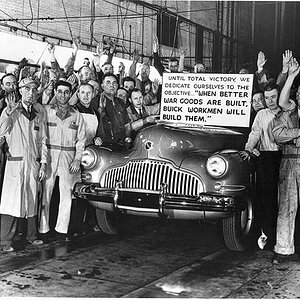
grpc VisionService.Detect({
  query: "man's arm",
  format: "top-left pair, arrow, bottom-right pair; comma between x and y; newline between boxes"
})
48,44 -> 65,79
64,38 -> 80,78
254,51 -> 269,89
244,111 -> 263,152
74,112 -> 86,162
279,57 -> 300,110
128,49 -> 140,81
153,36 -> 164,76
276,50 -> 292,90
178,46 -> 186,73
273,111 -> 300,144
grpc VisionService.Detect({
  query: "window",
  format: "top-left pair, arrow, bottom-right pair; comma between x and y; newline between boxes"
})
157,12 -> 178,48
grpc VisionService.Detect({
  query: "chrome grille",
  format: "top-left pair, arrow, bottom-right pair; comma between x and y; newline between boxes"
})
102,160 -> 203,196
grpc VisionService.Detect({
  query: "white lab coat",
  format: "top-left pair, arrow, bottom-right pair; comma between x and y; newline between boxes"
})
0,103 -> 47,218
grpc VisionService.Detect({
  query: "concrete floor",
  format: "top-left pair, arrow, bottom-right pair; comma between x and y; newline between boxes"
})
0,217 -> 299,298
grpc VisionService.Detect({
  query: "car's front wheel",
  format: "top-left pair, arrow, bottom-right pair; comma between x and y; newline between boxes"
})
95,209 -> 119,235
222,196 -> 254,251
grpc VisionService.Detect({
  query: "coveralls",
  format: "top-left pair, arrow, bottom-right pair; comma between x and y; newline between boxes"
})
273,101 -> 300,255
0,103 -> 47,245
39,104 -> 86,234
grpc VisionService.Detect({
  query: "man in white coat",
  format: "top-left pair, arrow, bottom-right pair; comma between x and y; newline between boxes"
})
39,80 -> 86,240
0,77 -> 47,252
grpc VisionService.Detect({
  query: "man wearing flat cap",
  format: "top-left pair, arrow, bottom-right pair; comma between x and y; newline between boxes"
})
0,77 -> 47,252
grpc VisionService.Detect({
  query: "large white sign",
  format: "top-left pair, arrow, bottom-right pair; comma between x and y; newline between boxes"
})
160,73 -> 253,127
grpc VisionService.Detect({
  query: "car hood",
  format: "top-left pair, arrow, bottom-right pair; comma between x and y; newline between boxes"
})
129,122 -> 245,166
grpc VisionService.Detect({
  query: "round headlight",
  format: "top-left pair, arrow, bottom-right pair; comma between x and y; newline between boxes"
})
81,149 -> 97,169
206,155 -> 228,178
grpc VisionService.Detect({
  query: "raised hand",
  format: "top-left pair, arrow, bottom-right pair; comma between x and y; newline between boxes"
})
132,49 -> 141,63
19,57 -> 28,70
282,50 -> 293,73
6,92 -> 20,115
98,92 -> 107,113
153,36 -> 159,53
118,62 -> 125,74
257,51 -> 267,71
179,46 -> 187,57
67,73 -> 77,89
152,78 -> 160,95
73,36 -> 81,53
47,43 -> 55,54
40,67 -> 50,88
288,57 -> 300,78
109,38 -> 117,54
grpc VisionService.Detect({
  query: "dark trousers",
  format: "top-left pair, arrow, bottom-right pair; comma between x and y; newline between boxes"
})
1,214 -> 38,246
255,151 -> 281,242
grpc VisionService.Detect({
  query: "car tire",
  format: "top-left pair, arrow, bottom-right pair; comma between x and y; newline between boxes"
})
222,196 -> 254,251
95,209 -> 118,235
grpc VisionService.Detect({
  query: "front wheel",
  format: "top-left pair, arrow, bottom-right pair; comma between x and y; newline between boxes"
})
95,209 -> 119,235
222,196 -> 254,251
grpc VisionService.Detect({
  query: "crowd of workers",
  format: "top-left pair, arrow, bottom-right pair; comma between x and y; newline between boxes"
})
0,35 -> 299,265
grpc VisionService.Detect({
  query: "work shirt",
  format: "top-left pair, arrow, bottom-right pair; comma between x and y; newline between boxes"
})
245,107 -> 281,152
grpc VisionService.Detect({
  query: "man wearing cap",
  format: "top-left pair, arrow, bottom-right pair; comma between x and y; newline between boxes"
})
0,77 -> 47,252
39,80 -> 86,241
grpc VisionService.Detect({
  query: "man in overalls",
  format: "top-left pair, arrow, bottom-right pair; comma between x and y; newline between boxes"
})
39,80 -> 86,241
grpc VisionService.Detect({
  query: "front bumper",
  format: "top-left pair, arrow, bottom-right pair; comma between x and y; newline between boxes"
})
73,182 -> 246,216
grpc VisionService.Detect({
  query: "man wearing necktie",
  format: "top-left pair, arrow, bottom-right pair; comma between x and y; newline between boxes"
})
126,88 -> 160,139
0,77 -> 47,252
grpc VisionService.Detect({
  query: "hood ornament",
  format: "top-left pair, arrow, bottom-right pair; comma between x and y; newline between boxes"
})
145,140 -> 154,151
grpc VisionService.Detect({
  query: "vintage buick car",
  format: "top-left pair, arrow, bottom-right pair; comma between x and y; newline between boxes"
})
73,122 -> 255,251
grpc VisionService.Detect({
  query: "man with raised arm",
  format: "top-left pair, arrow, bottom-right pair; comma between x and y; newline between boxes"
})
272,57 -> 300,264
0,77 -> 47,252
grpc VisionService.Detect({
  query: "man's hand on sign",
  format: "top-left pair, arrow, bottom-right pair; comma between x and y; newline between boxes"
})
146,115 -> 156,124
282,50 -> 293,74
288,57 -> 300,78
256,51 -> 267,73
153,36 -> 159,53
